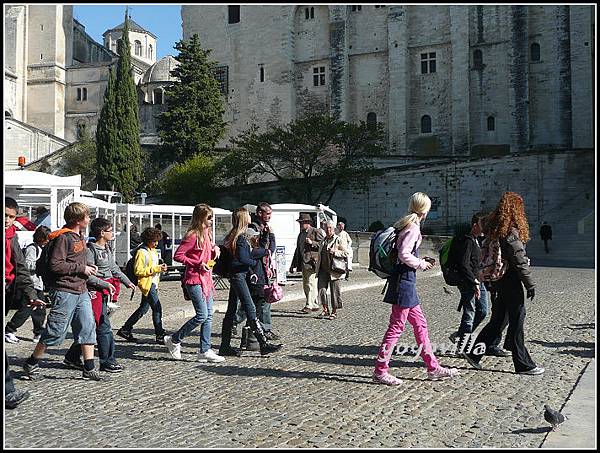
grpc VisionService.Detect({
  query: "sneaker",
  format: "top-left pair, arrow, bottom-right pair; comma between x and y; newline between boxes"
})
219,345 -> 243,357
264,330 -> 280,341
5,332 -> 20,344
517,366 -> 545,375
428,366 -> 460,380
82,368 -> 103,381
372,372 -> 403,386
164,335 -> 182,360
32,334 -> 41,344
198,349 -> 225,363
116,328 -> 137,343
461,352 -> 483,370
485,347 -> 512,357
5,389 -> 30,409
63,357 -> 85,371
106,301 -> 121,310
100,363 -> 125,373
23,362 -> 44,381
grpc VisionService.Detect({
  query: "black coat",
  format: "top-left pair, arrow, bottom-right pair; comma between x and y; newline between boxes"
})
500,228 -> 535,290
448,233 -> 480,288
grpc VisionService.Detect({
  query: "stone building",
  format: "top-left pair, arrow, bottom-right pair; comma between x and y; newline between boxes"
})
4,5 -> 162,168
182,5 -> 594,155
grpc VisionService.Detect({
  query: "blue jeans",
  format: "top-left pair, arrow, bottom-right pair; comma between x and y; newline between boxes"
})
457,282 -> 488,336
66,297 -> 116,367
122,284 -> 165,337
40,290 -> 96,346
222,273 -> 258,334
172,285 -> 214,353
235,288 -> 272,330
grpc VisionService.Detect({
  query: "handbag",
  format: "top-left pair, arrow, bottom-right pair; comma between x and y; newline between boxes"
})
329,237 -> 347,273
263,252 -> 283,304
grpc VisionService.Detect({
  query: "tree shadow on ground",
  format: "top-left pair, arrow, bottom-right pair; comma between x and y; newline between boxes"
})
529,340 -> 595,358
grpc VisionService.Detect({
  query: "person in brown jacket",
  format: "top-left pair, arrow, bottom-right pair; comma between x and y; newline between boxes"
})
289,213 -> 325,313
23,202 -> 102,381
463,192 -> 544,375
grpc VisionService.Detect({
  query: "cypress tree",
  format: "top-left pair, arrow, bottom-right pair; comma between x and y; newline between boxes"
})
158,34 -> 226,163
95,11 -> 143,202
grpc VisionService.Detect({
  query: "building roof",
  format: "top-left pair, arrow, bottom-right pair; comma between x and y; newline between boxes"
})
142,55 -> 179,84
103,17 -> 157,39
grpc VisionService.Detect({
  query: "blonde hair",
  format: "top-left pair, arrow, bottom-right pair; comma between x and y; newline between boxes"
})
186,203 -> 213,247
64,202 -> 90,225
224,207 -> 251,256
393,192 -> 431,232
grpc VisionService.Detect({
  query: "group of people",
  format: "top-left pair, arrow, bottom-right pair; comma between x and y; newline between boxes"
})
5,189 -> 542,407
371,190 -> 543,386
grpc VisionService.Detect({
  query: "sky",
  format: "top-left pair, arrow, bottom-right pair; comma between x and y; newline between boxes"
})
73,4 -> 183,60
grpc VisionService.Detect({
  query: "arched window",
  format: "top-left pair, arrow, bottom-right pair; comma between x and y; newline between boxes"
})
531,43 -> 541,62
305,8 -> 309,19
259,66 -> 265,82
473,49 -> 483,68
82,87 -> 87,101
116,39 -> 123,53
310,7 -> 314,18
487,116 -> 495,131
367,112 -> 377,128
148,44 -> 153,60
421,115 -> 432,134
134,40 -> 142,56
153,88 -> 163,104
228,5 -> 240,24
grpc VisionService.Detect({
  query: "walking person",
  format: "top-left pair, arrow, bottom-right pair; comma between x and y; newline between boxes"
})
336,221 -> 353,281
373,192 -> 459,385
218,208 -> 282,357
540,221 -> 552,254
117,227 -> 168,345
447,213 -> 489,351
289,213 -> 324,313
463,192 -> 544,375
164,204 -> 225,363
22,202 -> 103,381
63,217 -> 136,373
316,220 -> 348,320
5,225 -> 51,344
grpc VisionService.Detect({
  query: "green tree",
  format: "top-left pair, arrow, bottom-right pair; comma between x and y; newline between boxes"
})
95,12 -> 143,202
62,125 -> 97,191
161,154 -> 224,205
157,34 -> 226,164
222,113 -> 386,204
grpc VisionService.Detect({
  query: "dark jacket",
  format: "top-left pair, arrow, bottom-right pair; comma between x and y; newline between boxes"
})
230,235 -> 261,274
48,229 -> 89,294
500,227 -> 535,290
290,226 -> 324,272
248,219 -> 276,285
448,233 -> 481,288
540,224 -> 552,240
7,234 -> 38,303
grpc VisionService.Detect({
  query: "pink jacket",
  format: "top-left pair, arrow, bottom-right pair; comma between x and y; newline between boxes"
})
396,222 -> 428,271
174,230 -> 217,299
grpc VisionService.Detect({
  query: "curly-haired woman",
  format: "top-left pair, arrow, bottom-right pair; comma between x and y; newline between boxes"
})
463,192 -> 544,375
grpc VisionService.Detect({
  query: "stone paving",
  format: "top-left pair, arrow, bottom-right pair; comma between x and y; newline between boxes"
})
4,266 -> 595,448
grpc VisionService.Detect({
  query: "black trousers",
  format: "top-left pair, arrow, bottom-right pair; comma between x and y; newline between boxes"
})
488,289 -> 513,351
6,289 -> 47,336
470,272 -> 536,372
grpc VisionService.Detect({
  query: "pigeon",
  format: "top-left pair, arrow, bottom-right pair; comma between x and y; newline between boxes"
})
544,405 -> 566,431
443,287 -> 454,295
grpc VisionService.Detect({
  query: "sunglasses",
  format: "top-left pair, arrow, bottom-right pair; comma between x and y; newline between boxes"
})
103,229 -> 113,233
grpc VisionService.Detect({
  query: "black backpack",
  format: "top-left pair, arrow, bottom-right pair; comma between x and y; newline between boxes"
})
212,245 -> 233,278
123,246 -> 143,286
36,238 -> 59,288
368,227 -> 399,279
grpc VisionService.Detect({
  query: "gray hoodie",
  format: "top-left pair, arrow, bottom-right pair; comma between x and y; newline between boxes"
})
86,242 -> 133,290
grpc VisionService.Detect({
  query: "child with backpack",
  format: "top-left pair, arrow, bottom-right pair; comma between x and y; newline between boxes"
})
117,227 -> 168,344
23,202 -> 103,381
373,192 -> 459,385
164,204 -> 225,362
63,218 -> 136,373
5,225 -> 51,344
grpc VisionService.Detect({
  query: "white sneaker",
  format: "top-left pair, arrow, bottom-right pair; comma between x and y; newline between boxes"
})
32,334 -> 41,344
427,366 -> 460,380
164,335 -> 182,360
107,302 -> 121,310
198,349 -> 225,363
5,332 -> 20,344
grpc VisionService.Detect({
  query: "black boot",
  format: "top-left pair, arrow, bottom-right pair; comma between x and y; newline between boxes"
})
249,319 -> 282,356
219,325 -> 242,357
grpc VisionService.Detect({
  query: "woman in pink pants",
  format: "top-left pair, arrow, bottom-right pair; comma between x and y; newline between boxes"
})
373,192 -> 459,385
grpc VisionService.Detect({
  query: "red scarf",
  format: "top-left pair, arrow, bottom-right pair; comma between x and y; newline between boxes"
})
5,225 -> 16,283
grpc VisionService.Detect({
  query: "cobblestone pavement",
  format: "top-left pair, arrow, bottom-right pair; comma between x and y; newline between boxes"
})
4,267 -> 595,448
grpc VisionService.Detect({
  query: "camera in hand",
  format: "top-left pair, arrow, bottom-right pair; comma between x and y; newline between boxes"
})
424,257 -> 436,264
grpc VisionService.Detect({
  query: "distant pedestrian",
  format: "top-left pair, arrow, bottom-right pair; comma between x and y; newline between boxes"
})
5,225 -> 51,344
129,222 -> 142,255
463,192 -> 544,375
315,220 -> 348,320
290,213 -> 324,313
164,204 -> 225,363
540,221 -> 552,254
117,227 -> 168,345
373,192 -> 459,385
155,223 -> 172,265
